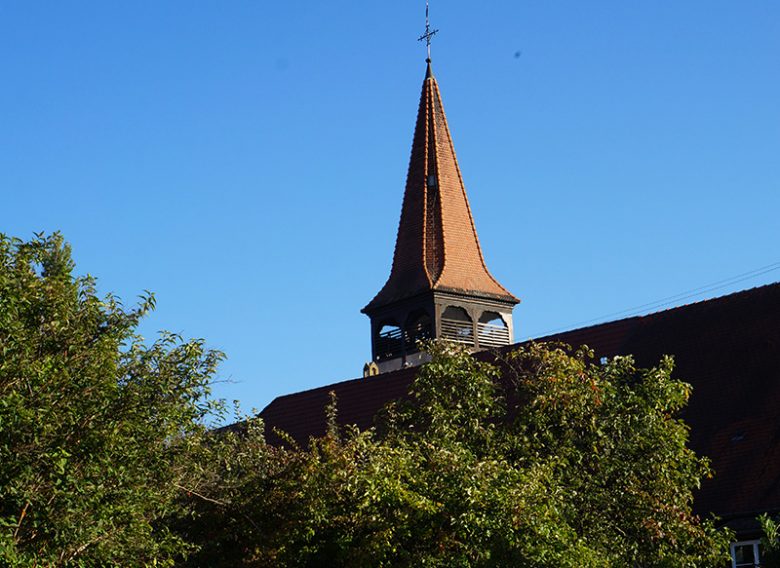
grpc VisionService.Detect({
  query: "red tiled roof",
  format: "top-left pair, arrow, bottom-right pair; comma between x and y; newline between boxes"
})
262,282 -> 780,523
362,62 -> 517,313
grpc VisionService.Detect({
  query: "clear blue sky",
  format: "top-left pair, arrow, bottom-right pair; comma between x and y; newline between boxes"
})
2,1 -> 778,415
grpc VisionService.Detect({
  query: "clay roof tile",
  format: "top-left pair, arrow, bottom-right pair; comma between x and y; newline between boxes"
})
363,63 -> 518,313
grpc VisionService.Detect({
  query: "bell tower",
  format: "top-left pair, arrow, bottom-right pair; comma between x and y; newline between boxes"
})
362,59 -> 519,373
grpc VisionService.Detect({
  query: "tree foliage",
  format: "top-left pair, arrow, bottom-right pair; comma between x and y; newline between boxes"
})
182,342 -> 732,567
760,514 -> 780,568
0,233 -> 223,565
0,233 -> 734,566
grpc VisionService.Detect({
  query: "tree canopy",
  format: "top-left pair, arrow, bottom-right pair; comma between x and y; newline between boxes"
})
0,233 -> 223,565
182,342 -> 732,567
0,234 -> 735,566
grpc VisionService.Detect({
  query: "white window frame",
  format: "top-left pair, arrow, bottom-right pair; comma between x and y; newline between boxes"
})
730,539 -> 761,568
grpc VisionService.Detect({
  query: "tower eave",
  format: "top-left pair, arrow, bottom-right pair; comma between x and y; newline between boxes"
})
362,285 -> 519,317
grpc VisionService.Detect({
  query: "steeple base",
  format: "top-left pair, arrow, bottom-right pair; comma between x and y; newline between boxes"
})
365,290 -> 516,369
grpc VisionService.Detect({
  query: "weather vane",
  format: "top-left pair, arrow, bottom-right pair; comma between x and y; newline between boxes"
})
417,0 -> 439,61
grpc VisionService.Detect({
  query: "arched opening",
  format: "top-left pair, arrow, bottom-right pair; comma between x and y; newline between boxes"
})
477,311 -> 510,348
440,306 -> 474,345
374,320 -> 404,360
363,361 -> 380,377
405,309 -> 433,352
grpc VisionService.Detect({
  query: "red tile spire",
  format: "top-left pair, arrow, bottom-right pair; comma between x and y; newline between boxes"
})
364,62 -> 518,313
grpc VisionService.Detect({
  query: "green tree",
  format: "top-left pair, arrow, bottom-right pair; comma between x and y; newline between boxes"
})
0,233 -> 224,566
0,233 -> 733,566
182,342 -> 732,567
760,514 -> 780,567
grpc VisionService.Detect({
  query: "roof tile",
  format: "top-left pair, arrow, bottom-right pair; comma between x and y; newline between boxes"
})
363,64 -> 517,313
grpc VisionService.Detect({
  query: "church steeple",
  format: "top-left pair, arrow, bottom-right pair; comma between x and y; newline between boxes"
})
362,62 -> 519,372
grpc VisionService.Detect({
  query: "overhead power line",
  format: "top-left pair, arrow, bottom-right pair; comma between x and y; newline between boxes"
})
527,261 -> 780,339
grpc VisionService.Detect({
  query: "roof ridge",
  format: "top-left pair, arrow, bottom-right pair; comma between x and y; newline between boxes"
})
529,280 -> 780,343
422,75 -> 440,286
263,365 -> 417,407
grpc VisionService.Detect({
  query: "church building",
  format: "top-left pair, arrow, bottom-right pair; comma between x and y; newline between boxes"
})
261,57 -> 780,566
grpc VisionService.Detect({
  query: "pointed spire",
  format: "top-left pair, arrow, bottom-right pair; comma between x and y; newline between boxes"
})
363,65 -> 518,313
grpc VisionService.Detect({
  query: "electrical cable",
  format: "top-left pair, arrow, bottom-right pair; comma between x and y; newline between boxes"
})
526,261 -> 780,339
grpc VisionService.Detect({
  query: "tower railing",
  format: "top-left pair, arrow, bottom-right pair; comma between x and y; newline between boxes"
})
440,317 -> 474,345
476,321 -> 510,348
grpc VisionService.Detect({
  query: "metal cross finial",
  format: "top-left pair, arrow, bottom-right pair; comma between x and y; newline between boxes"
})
417,0 -> 439,61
